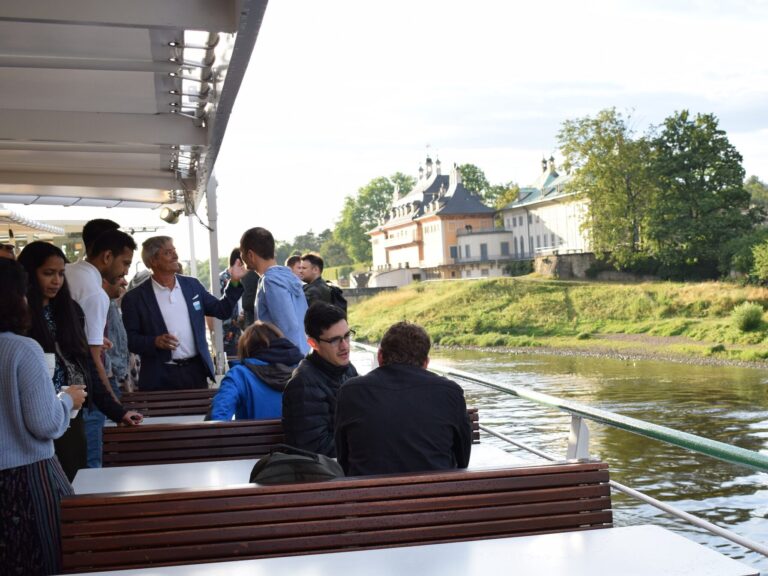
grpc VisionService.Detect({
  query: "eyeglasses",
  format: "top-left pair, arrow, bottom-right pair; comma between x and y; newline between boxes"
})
316,329 -> 356,347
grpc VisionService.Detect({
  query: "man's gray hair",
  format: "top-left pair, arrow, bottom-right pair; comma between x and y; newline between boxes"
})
141,235 -> 173,268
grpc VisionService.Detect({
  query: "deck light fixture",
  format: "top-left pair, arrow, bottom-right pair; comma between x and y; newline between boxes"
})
159,207 -> 183,224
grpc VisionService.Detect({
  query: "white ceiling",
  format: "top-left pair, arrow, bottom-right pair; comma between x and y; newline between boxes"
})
0,0 -> 268,210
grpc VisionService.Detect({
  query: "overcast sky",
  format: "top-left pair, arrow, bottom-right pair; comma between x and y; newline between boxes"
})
10,0 -> 768,266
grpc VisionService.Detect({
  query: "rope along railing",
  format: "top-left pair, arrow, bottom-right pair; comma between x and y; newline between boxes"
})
352,343 -> 768,556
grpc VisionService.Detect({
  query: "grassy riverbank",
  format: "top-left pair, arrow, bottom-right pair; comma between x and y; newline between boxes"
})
349,277 -> 768,364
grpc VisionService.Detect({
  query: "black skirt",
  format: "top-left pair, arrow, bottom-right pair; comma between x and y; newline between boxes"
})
53,411 -> 87,482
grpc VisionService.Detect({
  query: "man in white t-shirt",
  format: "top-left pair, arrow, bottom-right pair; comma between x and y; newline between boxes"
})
66,227 -> 142,429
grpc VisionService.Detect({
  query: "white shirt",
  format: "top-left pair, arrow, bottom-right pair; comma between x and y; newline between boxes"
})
151,276 -> 197,360
65,259 -> 109,346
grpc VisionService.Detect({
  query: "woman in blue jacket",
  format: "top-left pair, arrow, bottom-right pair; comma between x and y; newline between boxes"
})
210,322 -> 304,421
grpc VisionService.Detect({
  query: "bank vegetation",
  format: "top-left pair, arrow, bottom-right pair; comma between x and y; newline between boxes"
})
349,277 -> 768,363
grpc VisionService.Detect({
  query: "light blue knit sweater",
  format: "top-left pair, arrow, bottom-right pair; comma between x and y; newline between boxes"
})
0,332 -> 72,470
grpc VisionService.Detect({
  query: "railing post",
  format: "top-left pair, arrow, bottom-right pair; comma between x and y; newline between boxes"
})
567,415 -> 590,460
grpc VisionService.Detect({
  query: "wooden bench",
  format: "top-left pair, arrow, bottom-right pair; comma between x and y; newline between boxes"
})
102,420 -> 285,467
120,388 -> 216,417
102,409 -> 481,467
61,460 -> 612,573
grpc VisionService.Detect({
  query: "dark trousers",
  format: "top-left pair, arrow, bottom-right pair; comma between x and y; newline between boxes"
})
155,356 -> 209,390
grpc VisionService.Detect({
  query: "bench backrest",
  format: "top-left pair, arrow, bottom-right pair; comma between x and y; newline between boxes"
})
102,420 -> 285,467
120,388 -> 216,416
61,460 -> 612,573
103,409 -> 480,467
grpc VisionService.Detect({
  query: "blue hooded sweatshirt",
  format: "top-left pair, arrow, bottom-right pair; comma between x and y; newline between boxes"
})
256,265 -> 310,355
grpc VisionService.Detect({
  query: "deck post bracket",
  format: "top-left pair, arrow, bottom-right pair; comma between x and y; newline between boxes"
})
567,415 -> 590,460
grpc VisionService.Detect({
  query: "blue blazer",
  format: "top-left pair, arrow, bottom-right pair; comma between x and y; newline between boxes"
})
121,275 -> 244,387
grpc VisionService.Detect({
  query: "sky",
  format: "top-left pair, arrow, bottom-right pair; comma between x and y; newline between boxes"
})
8,0 -> 768,266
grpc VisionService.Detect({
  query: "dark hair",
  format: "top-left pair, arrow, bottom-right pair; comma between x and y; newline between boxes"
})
237,321 -> 284,359
240,227 -> 275,260
88,229 -> 136,259
17,241 -> 90,359
285,255 -> 301,268
301,252 -> 324,274
0,259 -> 30,334
82,218 -> 119,250
229,248 -> 242,267
304,302 -> 346,340
379,321 -> 431,367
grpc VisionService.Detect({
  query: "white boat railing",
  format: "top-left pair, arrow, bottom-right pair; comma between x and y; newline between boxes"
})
352,342 -> 768,558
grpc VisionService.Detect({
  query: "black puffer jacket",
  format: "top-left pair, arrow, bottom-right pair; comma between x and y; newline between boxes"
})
282,352 -> 357,457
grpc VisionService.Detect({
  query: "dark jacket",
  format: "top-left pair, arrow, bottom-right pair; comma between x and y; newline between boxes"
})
335,363 -> 472,476
303,277 -> 332,307
282,352 -> 358,457
122,274 -> 243,389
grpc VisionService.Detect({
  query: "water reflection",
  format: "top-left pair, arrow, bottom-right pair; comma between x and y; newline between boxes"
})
432,349 -> 768,572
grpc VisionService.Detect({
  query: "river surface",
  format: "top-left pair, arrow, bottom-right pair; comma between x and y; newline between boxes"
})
426,350 -> 768,573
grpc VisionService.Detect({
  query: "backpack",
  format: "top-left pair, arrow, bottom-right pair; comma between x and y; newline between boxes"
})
249,444 -> 344,485
326,282 -> 348,313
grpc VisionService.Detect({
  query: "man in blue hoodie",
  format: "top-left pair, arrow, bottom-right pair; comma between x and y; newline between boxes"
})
240,227 -> 310,355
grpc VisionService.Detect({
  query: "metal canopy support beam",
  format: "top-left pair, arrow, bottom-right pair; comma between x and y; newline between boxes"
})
0,56 -> 179,73
206,172 -> 225,379
0,171 -> 178,190
0,110 -> 206,146
0,0 -> 238,32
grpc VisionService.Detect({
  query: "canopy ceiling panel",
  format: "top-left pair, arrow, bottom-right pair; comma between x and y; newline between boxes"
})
0,0 -> 268,210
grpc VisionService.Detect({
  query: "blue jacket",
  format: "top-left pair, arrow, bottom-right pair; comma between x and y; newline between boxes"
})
210,338 -> 305,421
121,274 -> 243,388
257,266 -> 309,355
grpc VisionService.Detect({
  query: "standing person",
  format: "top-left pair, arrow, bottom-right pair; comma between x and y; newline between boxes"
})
219,248 -> 244,359
300,252 -> 332,307
65,225 -> 136,403
282,302 -> 358,457
0,258 -> 86,576
121,236 -> 245,390
18,242 -> 139,480
240,227 -> 309,355
335,321 -> 472,476
209,322 -> 304,421
0,240 -> 16,259
285,254 -> 303,279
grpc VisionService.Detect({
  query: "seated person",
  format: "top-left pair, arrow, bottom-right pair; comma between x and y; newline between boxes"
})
209,322 -> 304,421
282,303 -> 358,456
335,321 -> 472,476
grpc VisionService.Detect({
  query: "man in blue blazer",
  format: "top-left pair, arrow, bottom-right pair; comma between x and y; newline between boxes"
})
122,236 -> 245,390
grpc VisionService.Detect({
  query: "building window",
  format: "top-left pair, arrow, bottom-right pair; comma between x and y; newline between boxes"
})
551,233 -> 556,246
501,241 -> 509,256
527,214 -> 532,224
536,215 -> 540,223
518,216 -> 523,227
529,236 -> 533,252
480,243 -> 488,261
450,246 -> 458,259
514,237 -> 519,254
465,245 -> 471,258
536,235 -> 541,248
481,269 -> 490,277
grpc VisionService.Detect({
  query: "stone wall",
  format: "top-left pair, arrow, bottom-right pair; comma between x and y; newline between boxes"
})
533,253 -> 596,279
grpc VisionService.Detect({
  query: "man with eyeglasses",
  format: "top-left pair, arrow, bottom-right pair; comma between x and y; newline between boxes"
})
282,302 -> 358,457
335,321 -> 472,476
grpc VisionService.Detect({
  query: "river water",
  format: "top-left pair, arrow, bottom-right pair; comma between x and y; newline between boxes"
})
427,349 -> 768,573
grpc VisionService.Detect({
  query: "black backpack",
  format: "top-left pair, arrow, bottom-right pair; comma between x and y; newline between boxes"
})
327,282 -> 348,313
249,444 -> 344,485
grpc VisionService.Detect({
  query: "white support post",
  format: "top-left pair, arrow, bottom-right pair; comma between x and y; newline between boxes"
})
567,415 -> 590,460
187,213 -> 198,278
205,173 -> 225,380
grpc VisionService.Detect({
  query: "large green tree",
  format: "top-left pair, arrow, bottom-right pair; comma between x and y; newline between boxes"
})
558,108 -> 655,268
334,173 -> 416,263
745,175 -> 768,208
457,164 -> 490,198
648,111 -> 754,274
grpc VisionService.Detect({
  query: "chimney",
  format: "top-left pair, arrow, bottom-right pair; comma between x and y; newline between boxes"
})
541,157 -> 547,173
435,157 -> 441,176
548,155 -> 556,173
425,155 -> 433,178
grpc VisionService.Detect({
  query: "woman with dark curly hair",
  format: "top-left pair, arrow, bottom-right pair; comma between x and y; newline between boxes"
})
18,241 -> 128,480
0,258 -> 86,575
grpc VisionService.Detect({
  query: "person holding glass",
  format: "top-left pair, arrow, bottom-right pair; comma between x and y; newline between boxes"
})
18,241 -> 141,480
0,258 -> 86,575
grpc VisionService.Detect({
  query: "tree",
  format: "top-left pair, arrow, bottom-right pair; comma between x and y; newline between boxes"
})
320,236 -> 352,267
558,108 -> 655,269
334,195 -> 372,263
487,182 -> 520,209
457,164 -> 490,198
390,171 -> 416,199
648,111 -> 754,276
745,175 -> 768,208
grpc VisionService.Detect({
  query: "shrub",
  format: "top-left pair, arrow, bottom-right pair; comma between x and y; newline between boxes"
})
503,260 -> 533,277
731,302 -> 764,332
708,343 -> 725,354
576,332 -> 591,340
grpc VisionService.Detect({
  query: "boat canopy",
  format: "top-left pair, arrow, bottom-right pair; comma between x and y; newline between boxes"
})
0,0 -> 268,212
